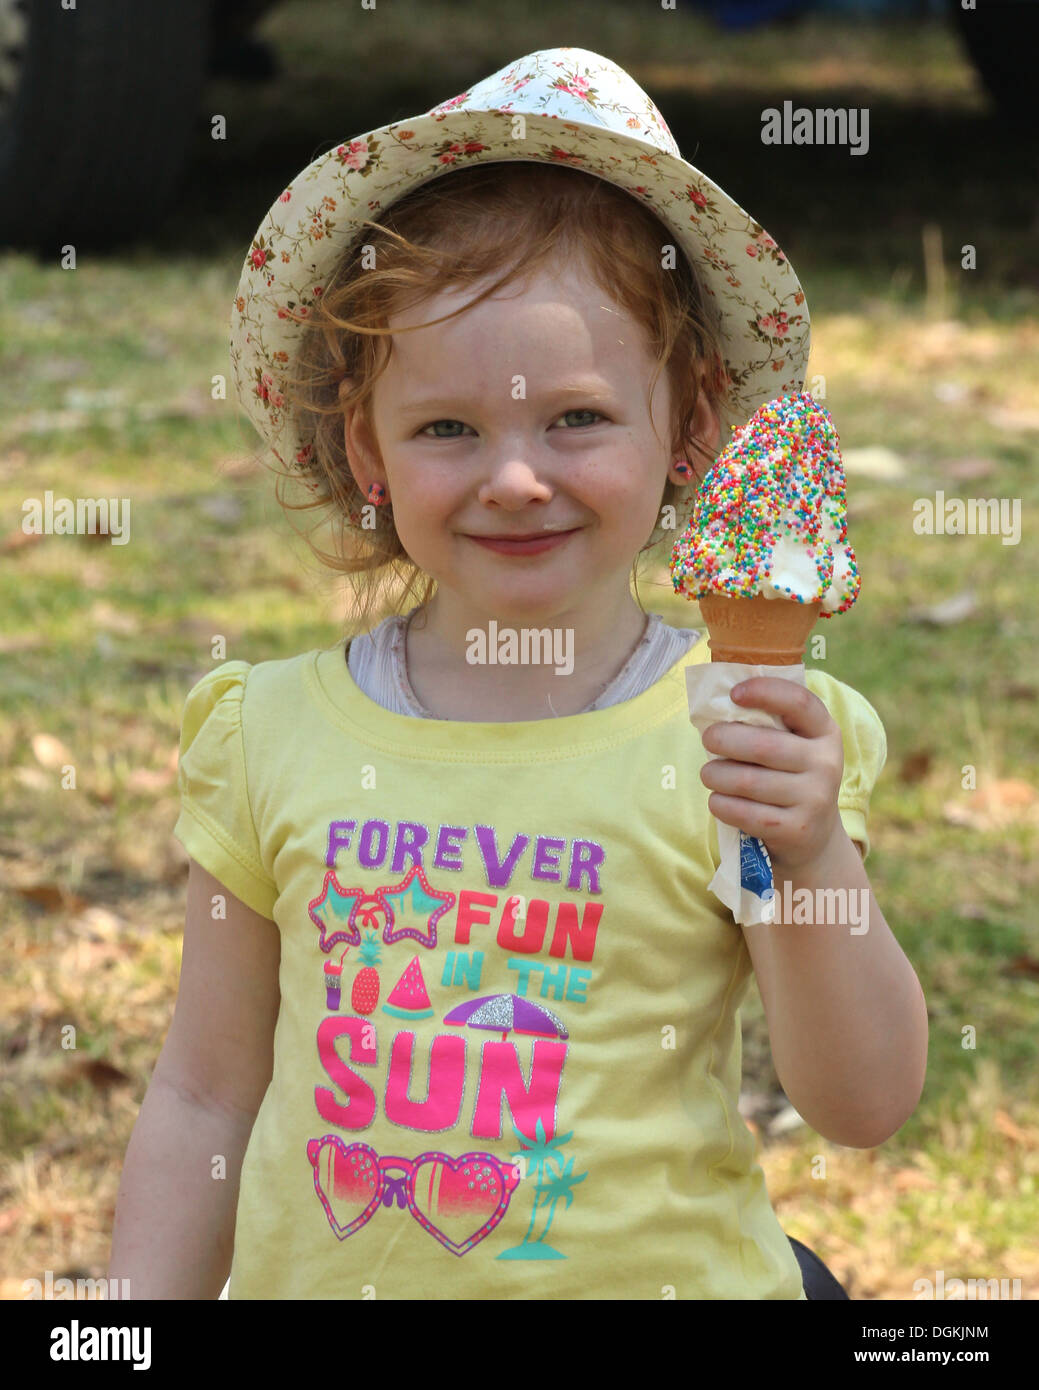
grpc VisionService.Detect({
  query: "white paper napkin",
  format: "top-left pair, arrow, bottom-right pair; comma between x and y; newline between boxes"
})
685,662 -> 807,925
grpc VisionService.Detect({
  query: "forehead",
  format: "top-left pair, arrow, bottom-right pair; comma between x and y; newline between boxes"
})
382,264 -> 648,379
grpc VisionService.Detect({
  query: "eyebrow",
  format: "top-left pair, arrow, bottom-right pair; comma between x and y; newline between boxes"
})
396,383 -> 618,418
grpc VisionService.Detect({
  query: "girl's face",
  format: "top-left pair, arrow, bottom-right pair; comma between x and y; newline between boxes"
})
341,258 -> 719,631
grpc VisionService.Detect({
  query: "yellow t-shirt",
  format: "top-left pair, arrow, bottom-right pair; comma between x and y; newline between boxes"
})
172,632 -> 886,1299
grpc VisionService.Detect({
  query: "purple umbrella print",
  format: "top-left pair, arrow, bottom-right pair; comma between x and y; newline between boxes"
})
442,994 -> 569,1044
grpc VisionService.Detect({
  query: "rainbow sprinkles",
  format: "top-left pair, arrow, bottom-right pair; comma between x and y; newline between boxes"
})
670,391 -> 860,617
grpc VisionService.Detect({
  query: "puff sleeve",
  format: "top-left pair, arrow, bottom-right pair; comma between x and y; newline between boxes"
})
172,661 -> 278,919
804,671 -> 888,861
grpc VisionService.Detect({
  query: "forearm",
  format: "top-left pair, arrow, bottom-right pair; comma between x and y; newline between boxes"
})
744,827 -> 928,1148
109,1073 -> 256,1299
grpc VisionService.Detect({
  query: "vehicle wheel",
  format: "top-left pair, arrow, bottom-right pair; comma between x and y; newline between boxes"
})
948,0 -> 1037,125
0,0 -> 211,252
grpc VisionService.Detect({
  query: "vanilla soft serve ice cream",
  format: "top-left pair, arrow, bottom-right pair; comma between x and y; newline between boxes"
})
670,392 -> 860,617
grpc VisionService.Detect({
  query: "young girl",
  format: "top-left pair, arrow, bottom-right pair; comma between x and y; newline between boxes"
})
110,47 -> 927,1300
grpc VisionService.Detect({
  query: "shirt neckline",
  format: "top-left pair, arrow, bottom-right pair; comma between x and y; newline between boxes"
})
304,623 -> 710,759
394,607 -> 663,718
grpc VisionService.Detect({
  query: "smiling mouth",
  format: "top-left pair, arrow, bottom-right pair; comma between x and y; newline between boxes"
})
467,527 -> 581,541
463,527 -> 583,555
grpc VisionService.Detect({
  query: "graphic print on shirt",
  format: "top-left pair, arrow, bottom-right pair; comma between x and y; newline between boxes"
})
307,816 -> 598,1257
306,1138 -> 521,1256
309,862 -> 454,952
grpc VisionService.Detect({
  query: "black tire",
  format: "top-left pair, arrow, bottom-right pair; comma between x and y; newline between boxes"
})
0,0 -> 212,253
948,0 -> 1038,126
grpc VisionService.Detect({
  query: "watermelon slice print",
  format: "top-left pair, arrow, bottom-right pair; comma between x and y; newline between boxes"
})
381,956 -> 435,1020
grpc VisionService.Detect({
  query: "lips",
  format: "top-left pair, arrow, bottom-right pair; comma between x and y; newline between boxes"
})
466,527 -> 581,556
470,528 -> 579,541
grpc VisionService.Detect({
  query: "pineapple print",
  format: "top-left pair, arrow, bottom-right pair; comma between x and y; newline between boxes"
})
351,931 -> 382,1014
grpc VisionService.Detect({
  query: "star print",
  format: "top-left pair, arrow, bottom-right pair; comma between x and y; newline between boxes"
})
307,869 -> 365,953
374,865 -> 455,949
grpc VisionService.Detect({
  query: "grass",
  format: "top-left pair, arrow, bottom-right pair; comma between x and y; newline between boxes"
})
2,2 -> 1037,1300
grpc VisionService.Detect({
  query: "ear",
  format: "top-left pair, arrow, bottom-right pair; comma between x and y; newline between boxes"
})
683,377 -> 722,483
338,376 -> 385,496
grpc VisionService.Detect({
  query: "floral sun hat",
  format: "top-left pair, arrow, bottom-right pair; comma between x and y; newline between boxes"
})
230,46 -> 810,506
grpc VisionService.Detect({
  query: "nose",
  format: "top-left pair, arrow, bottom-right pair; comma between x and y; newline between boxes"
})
476,454 -> 555,508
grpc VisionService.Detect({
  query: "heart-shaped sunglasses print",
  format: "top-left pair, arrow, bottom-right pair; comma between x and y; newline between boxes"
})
307,1136 -> 520,1256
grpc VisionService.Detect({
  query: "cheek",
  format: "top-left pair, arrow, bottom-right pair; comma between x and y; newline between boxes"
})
574,453 -> 663,520
385,468 -> 459,561
389,457 -> 452,513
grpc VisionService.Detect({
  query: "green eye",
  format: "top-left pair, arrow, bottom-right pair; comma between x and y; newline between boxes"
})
420,420 -> 470,438
418,410 -> 605,438
559,410 -> 603,427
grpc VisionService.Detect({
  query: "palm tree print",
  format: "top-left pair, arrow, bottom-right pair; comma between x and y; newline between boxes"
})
496,1116 -> 587,1261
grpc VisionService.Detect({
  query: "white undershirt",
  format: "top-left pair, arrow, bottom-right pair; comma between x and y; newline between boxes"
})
346,607 -> 702,718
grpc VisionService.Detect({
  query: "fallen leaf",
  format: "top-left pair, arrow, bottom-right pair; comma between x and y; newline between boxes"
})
126,766 -> 176,792
60,938 -> 123,973
993,1110 -> 1029,1145
0,1209 -> 22,1238
841,447 -> 907,480
31,733 -> 73,769
13,767 -> 51,792
1005,955 -> 1039,980
907,591 -> 978,626
988,406 -> 1039,432
0,633 -> 44,652
933,381 -> 970,405
17,884 -> 90,913
911,319 -> 966,366
899,750 -> 932,784
73,1059 -> 131,1092
1001,683 -> 1037,701
943,779 -> 1039,830
944,457 -> 998,481
768,1103 -> 808,1136
0,447 -> 29,473
0,530 -> 44,554
69,906 -> 124,941
988,780 -> 1039,810
90,602 -> 139,634
893,1169 -> 937,1192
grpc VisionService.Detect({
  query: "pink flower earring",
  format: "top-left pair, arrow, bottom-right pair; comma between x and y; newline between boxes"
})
367,482 -> 387,506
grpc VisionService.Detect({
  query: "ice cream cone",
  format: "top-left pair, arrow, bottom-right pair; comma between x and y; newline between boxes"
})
698,593 -> 822,664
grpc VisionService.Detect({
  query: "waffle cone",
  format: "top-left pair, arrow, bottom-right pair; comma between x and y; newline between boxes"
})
698,593 -> 822,664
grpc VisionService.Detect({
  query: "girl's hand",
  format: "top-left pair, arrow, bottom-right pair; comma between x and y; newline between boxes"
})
699,677 -> 845,873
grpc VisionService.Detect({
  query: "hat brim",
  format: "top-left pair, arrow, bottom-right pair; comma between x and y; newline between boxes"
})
230,108 -> 810,478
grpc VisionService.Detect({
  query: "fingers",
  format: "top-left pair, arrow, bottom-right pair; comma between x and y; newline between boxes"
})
701,721 -> 807,772
701,758 -> 806,807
